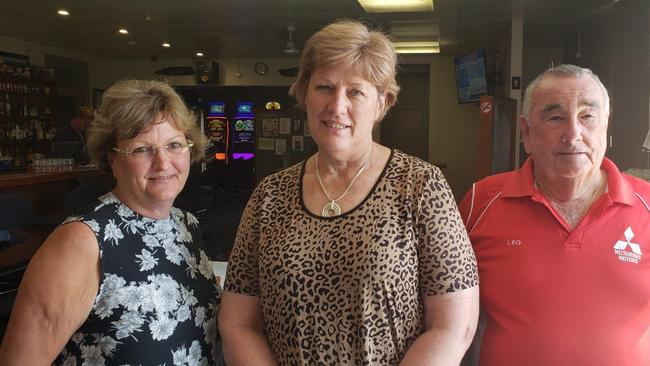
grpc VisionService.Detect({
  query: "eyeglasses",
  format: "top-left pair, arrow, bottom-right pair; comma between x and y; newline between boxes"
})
112,139 -> 194,161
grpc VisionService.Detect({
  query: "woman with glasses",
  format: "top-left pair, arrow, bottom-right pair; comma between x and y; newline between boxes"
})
0,80 -> 222,365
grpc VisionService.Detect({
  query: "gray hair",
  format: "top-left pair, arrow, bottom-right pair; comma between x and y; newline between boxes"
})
522,64 -> 610,118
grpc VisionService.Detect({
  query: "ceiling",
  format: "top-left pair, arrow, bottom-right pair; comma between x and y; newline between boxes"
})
0,0 -> 626,61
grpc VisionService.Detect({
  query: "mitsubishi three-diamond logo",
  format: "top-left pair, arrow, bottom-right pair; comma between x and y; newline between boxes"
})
612,226 -> 643,264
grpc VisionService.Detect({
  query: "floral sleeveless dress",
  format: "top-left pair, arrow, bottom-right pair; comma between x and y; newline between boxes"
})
54,192 -> 222,365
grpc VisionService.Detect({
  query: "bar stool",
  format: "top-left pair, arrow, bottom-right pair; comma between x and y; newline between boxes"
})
0,194 -> 33,250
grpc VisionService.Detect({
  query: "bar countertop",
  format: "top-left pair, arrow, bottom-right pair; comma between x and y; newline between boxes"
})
0,166 -> 101,189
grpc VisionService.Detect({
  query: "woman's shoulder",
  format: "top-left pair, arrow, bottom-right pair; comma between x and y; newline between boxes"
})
256,160 -> 305,190
390,149 -> 443,179
43,221 -> 99,262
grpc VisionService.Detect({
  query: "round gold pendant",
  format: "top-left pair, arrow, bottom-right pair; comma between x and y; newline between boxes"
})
321,201 -> 341,217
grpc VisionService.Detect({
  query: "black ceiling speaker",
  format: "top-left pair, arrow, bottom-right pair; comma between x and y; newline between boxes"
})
278,67 -> 299,77
196,61 -> 219,84
154,66 -> 195,76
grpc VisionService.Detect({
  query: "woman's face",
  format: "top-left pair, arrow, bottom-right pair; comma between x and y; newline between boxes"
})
109,117 -> 190,216
304,65 -> 386,156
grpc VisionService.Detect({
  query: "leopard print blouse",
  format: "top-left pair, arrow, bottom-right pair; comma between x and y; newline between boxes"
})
224,149 -> 478,365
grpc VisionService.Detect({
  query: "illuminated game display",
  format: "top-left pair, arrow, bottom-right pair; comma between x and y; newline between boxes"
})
231,102 -> 255,160
206,102 -> 229,162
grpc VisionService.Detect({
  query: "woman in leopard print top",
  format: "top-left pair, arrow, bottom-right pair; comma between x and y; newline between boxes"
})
219,20 -> 479,365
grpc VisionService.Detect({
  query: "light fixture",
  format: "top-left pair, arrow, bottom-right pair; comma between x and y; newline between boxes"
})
196,52 -> 204,57
393,41 -> 440,54
284,26 -> 299,55
356,0 -> 433,13
118,28 -> 128,35
265,101 -> 281,110
162,42 -> 171,48
389,20 -> 439,54
57,9 -> 70,16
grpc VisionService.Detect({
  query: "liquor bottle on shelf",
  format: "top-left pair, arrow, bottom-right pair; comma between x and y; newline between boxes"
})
15,123 -> 23,141
35,120 -> 44,140
4,94 -> 10,115
26,149 -> 34,165
7,121 -> 15,140
25,121 -> 33,140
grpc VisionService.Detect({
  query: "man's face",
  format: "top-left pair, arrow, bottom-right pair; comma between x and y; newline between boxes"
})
70,117 -> 87,132
520,75 -> 609,183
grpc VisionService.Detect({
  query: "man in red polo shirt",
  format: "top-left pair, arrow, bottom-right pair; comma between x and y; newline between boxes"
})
460,64 -> 650,366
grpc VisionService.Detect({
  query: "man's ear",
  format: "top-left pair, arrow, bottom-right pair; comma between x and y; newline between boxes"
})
519,115 -> 532,154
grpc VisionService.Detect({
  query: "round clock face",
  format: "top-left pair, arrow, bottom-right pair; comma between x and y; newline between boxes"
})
255,62 -> 268,76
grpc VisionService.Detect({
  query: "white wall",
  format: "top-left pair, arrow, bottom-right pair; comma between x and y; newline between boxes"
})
111,57 -> 301,87
386,54 -> 481,199
432,56 -> 480,200
0,35 -> 302,90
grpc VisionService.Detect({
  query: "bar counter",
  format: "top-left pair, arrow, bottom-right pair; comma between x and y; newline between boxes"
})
0,166 -> 101,189
0,166 -> 104,268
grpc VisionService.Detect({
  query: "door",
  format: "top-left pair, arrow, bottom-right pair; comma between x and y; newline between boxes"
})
380,64 -> 429,161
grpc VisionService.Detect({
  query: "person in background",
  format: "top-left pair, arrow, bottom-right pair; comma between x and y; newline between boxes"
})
219,19 -> 479,365
54,105 -> 93,164
459,64 -> 650,365
0,79 -> 222,365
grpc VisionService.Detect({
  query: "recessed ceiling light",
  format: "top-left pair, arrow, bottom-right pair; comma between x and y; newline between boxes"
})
357,0 -> 433,13
393,41 -> 440,54
57,9 -> 70,16
195,52 -> 204,57
162,42 -> 171,48
118,28 -> 129,35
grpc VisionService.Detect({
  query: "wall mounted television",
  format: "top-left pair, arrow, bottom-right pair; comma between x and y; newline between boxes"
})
454,48 -> 489,104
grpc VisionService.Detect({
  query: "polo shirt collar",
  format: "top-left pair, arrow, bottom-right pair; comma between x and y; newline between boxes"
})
501,157 -> 535,198
601,157 -> 636,205
501,156 -> 636,205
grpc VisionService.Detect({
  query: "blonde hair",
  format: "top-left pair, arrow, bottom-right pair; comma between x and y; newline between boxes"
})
86,79 -> 205,174
289,19 -> 400,120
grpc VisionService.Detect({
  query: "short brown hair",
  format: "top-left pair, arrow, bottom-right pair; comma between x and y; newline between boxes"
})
86,79 -> 205,174
289,19 -> 400,120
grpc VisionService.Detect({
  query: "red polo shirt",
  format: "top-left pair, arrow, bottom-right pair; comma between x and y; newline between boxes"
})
460,158 -> 650,366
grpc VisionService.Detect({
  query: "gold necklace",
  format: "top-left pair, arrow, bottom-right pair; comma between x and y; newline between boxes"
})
315,147 -> 373,217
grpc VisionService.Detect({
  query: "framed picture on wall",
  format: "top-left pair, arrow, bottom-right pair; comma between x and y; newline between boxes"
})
293,119 -> 302,134
292,135 -> 304,152
92,88 -> 105,109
